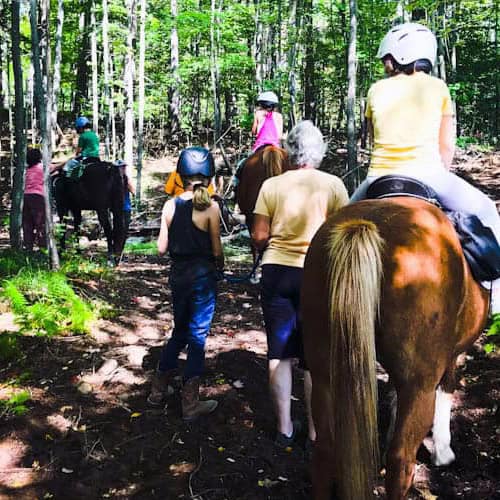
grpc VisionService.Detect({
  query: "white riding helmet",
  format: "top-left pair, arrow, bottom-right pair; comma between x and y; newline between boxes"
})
377,23 -> 437,66
257,91 -> 279,105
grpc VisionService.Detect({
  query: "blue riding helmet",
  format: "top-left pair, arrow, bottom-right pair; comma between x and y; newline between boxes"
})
75,116 -> 90,129
177,147 -> 215,178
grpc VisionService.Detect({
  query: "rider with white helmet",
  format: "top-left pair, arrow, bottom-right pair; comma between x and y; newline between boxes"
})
351,22 -> 500,315
252,90 -> 283,151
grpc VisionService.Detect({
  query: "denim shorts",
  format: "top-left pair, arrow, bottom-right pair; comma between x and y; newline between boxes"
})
260,264 -> 306,367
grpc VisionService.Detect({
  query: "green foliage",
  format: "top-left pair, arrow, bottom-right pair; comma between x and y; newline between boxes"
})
2,270 -> 95,336
484,314 -> 500,354
0,334 -> 20,362
124,240 -> 158,255
0,390 -> 31,418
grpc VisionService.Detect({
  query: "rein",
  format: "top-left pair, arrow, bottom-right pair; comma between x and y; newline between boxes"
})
218,252 -> 263,284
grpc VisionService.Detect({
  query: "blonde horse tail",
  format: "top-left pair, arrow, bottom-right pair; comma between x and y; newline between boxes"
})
326,219 -> 384,500
262,146 -> 283,178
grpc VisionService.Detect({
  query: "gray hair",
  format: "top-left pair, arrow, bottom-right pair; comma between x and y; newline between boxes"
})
285,120 -> 327,169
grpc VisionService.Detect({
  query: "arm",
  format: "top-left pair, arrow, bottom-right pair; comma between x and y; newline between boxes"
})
275,113 -> 284,140
157,199 -> 175,256
207,202 -> 224,271
251,111 -> 259,136
251,214 -> 270,252
439,115 -> 455,170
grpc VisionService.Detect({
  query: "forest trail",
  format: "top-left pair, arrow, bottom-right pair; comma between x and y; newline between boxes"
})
0,149 -> 499,499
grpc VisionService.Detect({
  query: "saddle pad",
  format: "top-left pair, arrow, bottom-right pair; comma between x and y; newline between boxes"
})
446,211 -> 500,282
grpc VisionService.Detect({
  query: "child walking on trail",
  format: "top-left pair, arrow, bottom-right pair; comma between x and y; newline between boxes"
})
23,148 -> 46,251
148,146 -> 224,421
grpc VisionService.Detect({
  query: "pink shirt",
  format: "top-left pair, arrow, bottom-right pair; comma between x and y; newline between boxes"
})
252,111 -> 280,151
24,162 -> 45,197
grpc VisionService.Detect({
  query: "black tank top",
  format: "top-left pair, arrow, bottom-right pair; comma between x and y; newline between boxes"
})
168,197 -> 213,261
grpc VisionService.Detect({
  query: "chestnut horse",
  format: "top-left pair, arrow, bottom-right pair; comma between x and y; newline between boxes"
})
301,197 -> 489,500
236,145 -> 289,262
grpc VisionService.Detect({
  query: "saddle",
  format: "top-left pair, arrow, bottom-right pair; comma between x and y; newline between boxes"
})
366,175 -> 500,282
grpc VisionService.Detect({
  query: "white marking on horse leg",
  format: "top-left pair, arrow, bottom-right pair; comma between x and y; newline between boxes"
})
432,386 -> 456,466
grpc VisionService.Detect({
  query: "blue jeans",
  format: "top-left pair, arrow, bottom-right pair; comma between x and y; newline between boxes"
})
159,260 -> 217,380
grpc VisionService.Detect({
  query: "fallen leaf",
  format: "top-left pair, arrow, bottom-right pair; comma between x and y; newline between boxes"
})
61,468 -> 73,474
285,446 -> 293,453
233,380 -> 244,389
217,447 -> 225,452
278,476 -> 288,482
226,457 -> 235,463
130,412 -> 142,418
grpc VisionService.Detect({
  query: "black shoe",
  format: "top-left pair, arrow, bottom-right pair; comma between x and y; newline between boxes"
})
275,420 -> 301,448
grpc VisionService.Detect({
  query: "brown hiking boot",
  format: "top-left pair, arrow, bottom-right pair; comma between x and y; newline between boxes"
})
181,377 -> 218,422
147,369 -> 176,406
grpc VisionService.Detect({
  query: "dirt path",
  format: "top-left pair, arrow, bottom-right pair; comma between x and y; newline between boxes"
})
1,150 -> 499,499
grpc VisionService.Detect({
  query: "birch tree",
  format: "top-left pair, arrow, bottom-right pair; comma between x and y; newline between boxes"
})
102,0 -> 111,158
30,0 -> 60,268
136,0 -> 147,204
124,0 -> 136,169
346,0 -> 358,192
169,0 -> 180,138
210,0 -> 221,142
51,0 -> 64,147
91,0 -> 99,132
9,0 -> 26,249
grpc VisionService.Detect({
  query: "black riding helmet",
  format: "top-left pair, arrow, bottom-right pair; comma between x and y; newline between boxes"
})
177,146 -> 215,178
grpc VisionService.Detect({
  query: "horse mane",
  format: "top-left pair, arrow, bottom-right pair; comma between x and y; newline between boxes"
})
262,146 -> 285,179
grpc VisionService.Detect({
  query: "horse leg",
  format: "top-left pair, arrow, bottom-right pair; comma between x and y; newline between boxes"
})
97,209 -> 114,264
432,364 -> 457,466
311,384 -> 338,500
385,387 -> 436,500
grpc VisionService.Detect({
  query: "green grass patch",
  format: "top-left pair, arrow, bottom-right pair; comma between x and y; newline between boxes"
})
0,333 -> 20,362
124,240 -> 158,255
0,390 -> 31,418
485,314 -> 500,354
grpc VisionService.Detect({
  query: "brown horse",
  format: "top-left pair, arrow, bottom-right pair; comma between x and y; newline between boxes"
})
301,197 -> 489,500
235,145 -> 289,262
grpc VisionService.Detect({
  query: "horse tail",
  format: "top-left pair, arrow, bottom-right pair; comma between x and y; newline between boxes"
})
262,146 -> 283,179
326,219 -> 384,500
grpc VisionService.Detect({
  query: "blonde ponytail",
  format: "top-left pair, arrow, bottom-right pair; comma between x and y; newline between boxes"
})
193,185 -> 212,211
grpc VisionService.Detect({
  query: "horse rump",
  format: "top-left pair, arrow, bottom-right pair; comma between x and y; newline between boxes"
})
302,198 -> 489,500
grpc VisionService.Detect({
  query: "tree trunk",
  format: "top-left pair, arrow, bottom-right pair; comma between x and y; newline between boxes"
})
287,0 -> 300,128
74,1 -> 91,116
346,0 -> 358,192
91,0 -> 99,132
303,0 -> 315,121
9,0 -> 26,249
169,0 -> 180,138
124,0 -> 136,169
210,0 -> 221,143
30,0 -> 60,268
102,0 -> 111,158
136,0 -> 147,205
51,0 -> 64,148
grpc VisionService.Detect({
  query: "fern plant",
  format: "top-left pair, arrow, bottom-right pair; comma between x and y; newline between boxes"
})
2,270 -> 95,336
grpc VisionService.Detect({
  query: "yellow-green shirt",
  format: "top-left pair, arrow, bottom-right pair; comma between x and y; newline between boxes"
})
366,72 -> 454,176
254,169 -> 349,268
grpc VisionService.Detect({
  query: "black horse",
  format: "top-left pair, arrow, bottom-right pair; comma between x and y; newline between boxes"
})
53,160 -> 126,264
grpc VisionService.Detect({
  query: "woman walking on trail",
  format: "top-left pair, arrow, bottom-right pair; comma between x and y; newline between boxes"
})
23,148 -> 46,251
148,146 -> 224,421
351,22 -> 500,315
252,121 -> 349,448
251,91 -> 283,152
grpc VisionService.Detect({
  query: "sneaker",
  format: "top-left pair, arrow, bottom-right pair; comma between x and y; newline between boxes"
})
275,420 -> 302,448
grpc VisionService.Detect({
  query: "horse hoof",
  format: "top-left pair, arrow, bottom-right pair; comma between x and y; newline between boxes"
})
432,446 -> 456,466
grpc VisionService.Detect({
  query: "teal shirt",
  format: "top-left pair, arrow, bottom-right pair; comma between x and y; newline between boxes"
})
78,130 -> 100,158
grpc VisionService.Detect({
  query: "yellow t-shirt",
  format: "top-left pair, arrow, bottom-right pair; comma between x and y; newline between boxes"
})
366,72 -> 454,177
165,171 -> 215,196
254,169 -> 349,268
